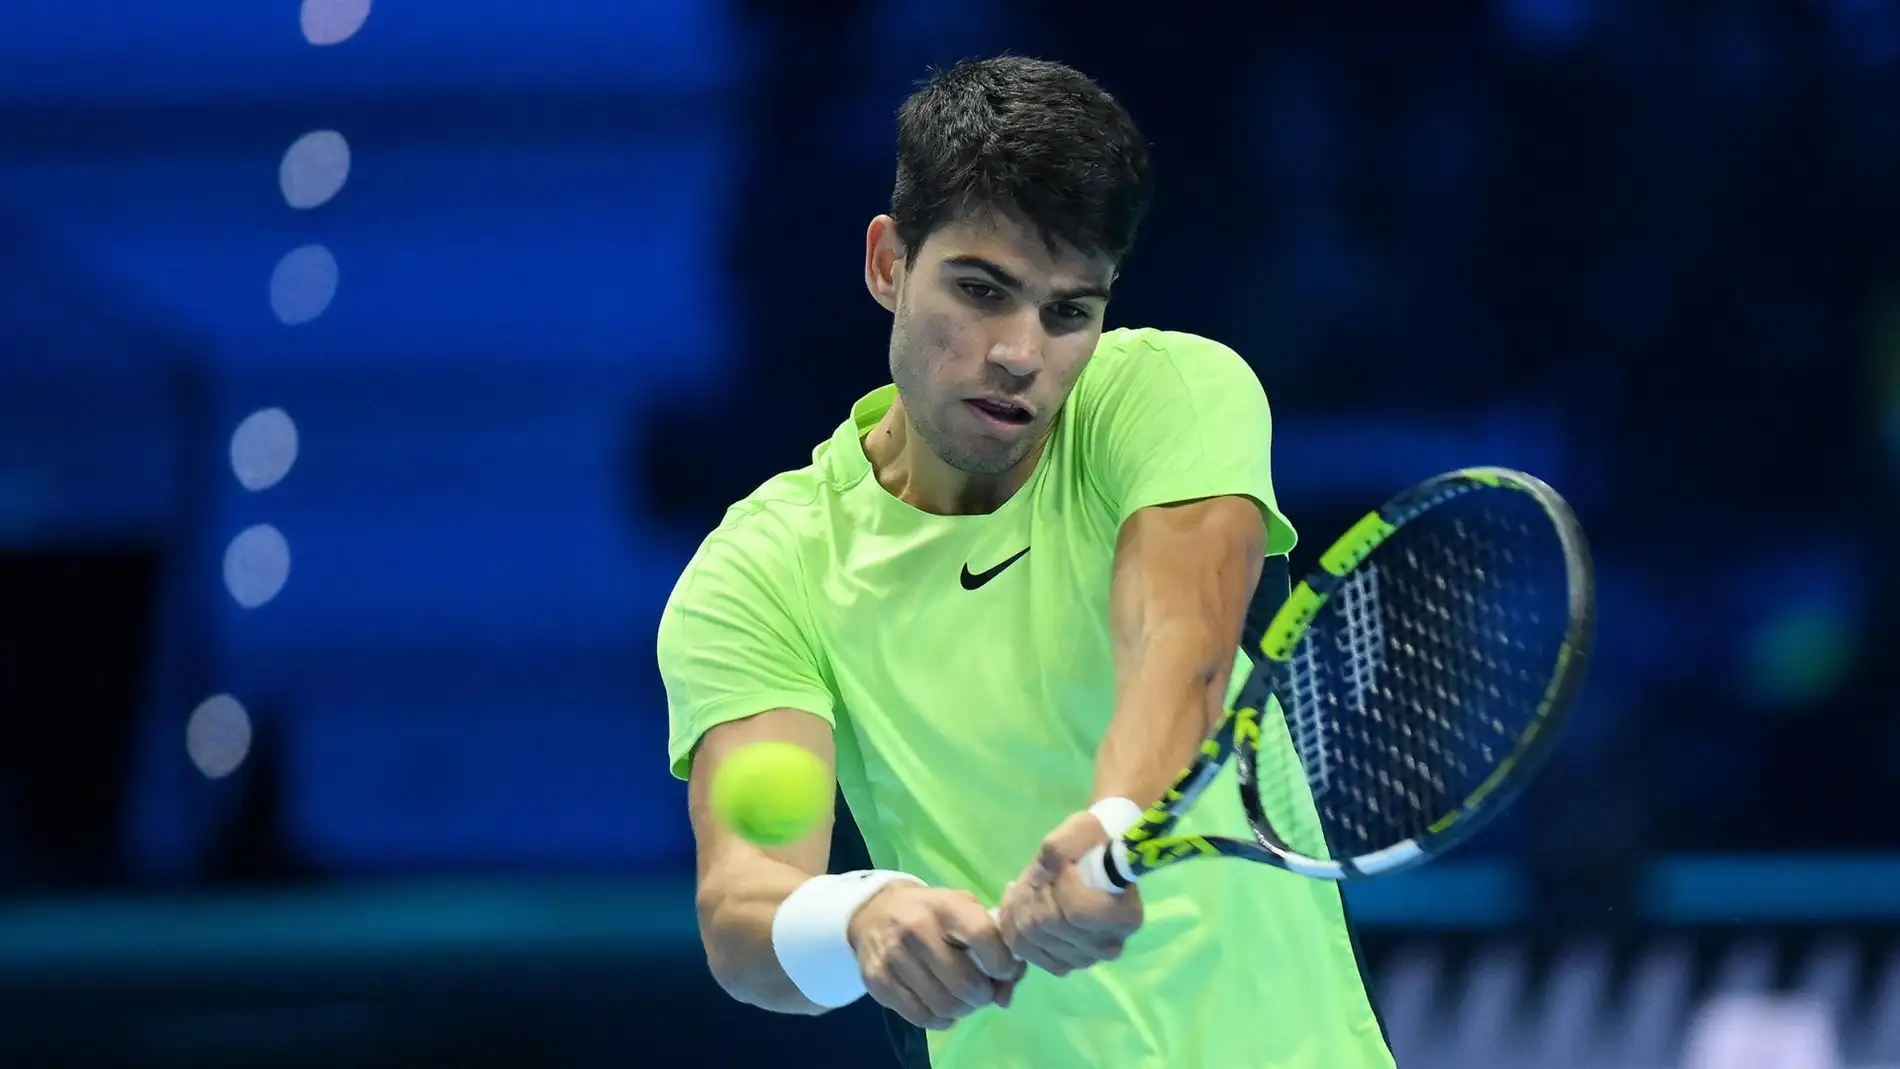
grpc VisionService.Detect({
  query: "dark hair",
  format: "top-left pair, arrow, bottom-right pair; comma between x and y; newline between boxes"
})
891,56 -> 1152,266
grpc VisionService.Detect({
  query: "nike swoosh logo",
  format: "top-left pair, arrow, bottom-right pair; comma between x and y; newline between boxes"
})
960,547 -> 1030,590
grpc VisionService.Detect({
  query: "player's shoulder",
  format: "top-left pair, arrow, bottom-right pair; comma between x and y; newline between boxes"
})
669,402 -> 876,609
1093,325 -> 1239,359
1087,326 -> 1255,381
687,465 -> 829,576
1076,327 -> 1263,410
660,467 -> 828,650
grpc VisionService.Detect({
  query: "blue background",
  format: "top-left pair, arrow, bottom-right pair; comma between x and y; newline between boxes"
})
3,1 -> 1899,1066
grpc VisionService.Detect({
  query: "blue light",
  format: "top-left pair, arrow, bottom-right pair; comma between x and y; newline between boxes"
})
1497,0 -> 1592,52
1643,855 -> 1900,921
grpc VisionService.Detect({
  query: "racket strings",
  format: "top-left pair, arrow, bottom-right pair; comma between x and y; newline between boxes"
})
1272,490 -> 1571,861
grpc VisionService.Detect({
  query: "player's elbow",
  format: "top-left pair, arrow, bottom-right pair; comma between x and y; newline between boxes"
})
696,885 -> 832,1017
701,937 -> 833,1017
707,967 -> 831,1018
694,886 -> 760,1003
701,941 -> 796,1013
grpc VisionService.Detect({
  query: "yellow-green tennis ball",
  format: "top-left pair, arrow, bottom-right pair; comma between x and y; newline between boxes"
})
711,741 -> 830,846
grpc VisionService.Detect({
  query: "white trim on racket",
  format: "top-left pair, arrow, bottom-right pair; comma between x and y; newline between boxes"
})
1347,839 -> 1425,877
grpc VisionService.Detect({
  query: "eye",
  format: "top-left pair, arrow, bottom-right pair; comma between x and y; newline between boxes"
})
1049,303 -> 1089,322
958,281 -> 1002,301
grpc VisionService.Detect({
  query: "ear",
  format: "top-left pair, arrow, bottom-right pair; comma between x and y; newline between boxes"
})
864,214 -> 905,312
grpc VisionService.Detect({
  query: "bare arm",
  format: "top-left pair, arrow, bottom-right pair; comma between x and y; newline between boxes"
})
1092,495 -> 1267,808
689,708 -> 1021,1026
689,707 -> 838,1015
996,495 -> 1266,971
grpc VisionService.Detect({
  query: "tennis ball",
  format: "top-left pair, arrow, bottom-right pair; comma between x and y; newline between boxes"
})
710,741 -> 830,846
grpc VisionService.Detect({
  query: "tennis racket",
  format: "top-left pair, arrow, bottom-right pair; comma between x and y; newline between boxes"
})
1077,465 -> 1594,890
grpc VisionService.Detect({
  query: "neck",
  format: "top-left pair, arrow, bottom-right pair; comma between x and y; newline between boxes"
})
862,397 -> 1042,516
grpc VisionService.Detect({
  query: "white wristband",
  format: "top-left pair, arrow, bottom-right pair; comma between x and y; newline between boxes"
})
771,870 -> 923,1008
1089,796 -> 1145,841
1081,797 -> 1146,893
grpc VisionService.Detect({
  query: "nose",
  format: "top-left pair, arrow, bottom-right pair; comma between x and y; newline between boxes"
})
987,315 -> 1044,379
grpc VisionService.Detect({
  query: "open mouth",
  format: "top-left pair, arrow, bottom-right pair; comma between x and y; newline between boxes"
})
966,398 -> 1033,426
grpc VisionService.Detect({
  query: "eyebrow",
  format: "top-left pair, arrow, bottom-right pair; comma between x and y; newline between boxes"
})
941,254 -> 1112,303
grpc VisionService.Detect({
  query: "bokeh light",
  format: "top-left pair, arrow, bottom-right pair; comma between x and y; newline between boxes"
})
230,407 -> 300,492
279,130 -> 352,210
223,523 -> 292,609
1743,598 -> 1859,711
1681,994 -> 1839,1069
1727,539 -> 1867,714
269,244 -> 338,325
185,694 -> 254,780
300,0 -> 372,47
5,9 -> 1897,1065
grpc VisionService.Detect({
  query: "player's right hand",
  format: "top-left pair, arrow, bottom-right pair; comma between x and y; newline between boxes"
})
847,884 -> 1024,1031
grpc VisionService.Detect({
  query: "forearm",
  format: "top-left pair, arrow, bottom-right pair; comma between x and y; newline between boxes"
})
697,859 -> 832,1015
1092,624 -> 1234,808
684,709 -> 845,1015
1092,498 -> 1265,811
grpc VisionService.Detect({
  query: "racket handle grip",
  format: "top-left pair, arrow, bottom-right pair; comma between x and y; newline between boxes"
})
1078,842 -> 1133,894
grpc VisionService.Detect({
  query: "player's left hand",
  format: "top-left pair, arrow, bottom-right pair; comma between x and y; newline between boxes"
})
996,810 -> 1143,976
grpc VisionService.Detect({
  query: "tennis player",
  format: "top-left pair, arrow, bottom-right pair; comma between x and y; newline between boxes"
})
658,56 -> 1394,1068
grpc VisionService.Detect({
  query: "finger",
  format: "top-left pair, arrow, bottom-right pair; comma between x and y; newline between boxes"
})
930,941 -> 1005,1011
1003,909 -> 1097,974
928,945 -> 1001,1010
890,949 -> 986,1024
1010,939 -> 1076,976
995,889 -> 1045,940
862,960 -> 950,1040
952,941 -> 1025,986
992,897 -> 1039,968
1057,899 -> 1141,938
996,904 -> 1055,973
994,970 -> 1022,1009
868,973 -> 953,1032
1023,844 -> 1064,889
902,924 -> 997,1013
948,934 -> 1023,979
1027,813 -> 1113,888
1018,924 -> 1099,973
944,912 -> 1021,981
1001,929 -> 1063,976
1030,892 -> 1114,970
1054,872 -> 1144,936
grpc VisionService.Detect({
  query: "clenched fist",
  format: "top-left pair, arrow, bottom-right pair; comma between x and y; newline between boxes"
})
997,810 -> 1144,976
848,884 -> 1025,1030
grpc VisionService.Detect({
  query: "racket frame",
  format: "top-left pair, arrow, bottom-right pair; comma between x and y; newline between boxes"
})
1093,466 -> 1595,889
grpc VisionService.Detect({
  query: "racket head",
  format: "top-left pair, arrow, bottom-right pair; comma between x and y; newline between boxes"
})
1239,466 -> 1594,879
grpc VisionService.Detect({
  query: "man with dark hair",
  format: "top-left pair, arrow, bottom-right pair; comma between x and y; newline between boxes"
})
659,56 -> 1394,1067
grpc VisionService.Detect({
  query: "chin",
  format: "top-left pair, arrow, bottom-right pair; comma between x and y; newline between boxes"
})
949,443 -> 1029,478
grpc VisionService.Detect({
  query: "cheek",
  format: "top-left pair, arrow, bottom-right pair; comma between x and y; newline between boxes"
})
910,305 -> 971,364
1049,341 -> 1099,390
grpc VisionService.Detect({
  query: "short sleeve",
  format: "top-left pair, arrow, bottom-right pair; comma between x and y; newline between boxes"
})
656,519 -> 835,780
1079,330 -> 1298,556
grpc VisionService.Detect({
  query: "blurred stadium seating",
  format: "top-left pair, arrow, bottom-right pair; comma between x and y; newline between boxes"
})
2,1 -> 1897,1066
